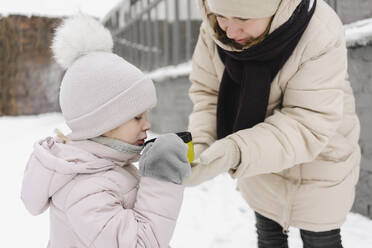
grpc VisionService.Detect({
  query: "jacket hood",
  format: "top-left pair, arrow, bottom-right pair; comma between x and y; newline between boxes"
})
21,136 -> 141,215
198,0 -> 310,52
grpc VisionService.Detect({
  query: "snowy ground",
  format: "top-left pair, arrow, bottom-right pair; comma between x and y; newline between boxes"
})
1,113 -> 372,247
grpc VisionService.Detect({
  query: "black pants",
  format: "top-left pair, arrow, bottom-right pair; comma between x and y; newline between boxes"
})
255,212 -> 343,248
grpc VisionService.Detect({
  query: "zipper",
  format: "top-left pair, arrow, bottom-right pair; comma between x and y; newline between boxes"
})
282,166 -> 302,234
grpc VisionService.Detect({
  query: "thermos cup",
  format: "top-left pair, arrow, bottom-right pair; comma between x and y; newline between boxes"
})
144,132 -> 195,163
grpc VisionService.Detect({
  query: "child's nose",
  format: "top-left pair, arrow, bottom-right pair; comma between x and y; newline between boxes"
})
143,120 -> 151,131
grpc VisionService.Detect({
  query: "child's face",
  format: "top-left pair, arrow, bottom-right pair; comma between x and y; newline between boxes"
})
103,112 -> 151,146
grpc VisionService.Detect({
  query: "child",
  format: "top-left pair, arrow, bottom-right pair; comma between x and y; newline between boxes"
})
21,14 -> 191,248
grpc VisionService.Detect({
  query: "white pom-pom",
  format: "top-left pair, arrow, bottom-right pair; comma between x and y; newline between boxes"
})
52,13 -> 114,69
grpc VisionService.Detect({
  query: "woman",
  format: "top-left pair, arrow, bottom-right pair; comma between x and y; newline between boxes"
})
184,0 -> 361,247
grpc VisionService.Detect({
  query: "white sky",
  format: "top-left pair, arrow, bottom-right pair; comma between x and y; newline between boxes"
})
0,0 -> 123,19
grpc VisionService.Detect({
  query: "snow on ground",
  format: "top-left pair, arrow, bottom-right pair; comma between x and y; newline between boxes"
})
0,0 -> 123,19
1,113 -> 372,247
147,61 -> 192,82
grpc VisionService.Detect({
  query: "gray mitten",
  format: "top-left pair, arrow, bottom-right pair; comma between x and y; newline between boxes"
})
139,133 -> 191,184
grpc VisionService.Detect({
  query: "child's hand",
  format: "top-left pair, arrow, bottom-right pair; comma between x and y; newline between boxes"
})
139,133 -> 191,184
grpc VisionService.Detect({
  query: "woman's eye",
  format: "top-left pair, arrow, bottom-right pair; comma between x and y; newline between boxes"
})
216,16 -> 227,28
216,15 -> 227,21
135,116 -> 142,121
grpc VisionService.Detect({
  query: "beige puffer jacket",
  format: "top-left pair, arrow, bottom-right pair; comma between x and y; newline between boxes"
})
21,137 -> 184,247
188,0 -> 361,232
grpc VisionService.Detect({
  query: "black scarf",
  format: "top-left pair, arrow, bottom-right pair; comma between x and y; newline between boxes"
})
216,0 -> 316,139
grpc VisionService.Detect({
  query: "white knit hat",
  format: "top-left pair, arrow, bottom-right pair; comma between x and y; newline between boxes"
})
52,14 -> 157,140
207,0 -> 281,19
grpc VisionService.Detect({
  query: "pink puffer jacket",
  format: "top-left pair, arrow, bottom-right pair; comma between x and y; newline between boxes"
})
21,137 -> 184,248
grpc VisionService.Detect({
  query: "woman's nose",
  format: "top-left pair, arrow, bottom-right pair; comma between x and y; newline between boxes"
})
225,23 -> 241,39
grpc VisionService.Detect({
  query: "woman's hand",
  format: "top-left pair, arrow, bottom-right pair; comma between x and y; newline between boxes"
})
183,137 -> 240,186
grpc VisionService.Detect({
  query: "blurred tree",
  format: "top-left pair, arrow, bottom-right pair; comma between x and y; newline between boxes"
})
0,15 -> 63,116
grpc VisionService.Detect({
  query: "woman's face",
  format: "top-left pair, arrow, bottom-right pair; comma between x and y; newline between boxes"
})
103,111 -> 151,146
215,14 -> 272,45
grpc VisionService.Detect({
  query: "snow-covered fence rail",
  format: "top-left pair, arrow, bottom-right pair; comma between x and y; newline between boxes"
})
102,0 -> 201,71
345,18 -> 372,48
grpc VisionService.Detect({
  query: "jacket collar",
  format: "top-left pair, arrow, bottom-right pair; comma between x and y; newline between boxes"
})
68,137 -> 142,165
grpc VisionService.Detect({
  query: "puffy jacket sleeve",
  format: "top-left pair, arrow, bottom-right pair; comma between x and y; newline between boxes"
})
21,153 -> 51,215
229,33 -> 347,178
188,25 -> 220,156
65,176 -> 184,248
